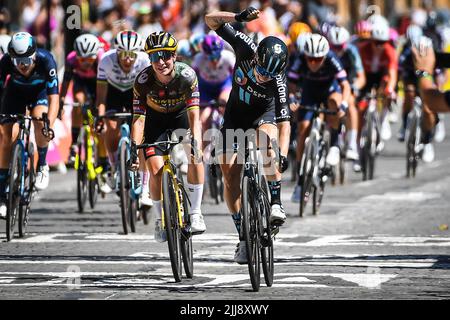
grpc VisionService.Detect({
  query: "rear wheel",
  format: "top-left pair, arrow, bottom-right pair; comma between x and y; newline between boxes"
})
242,175 -> 260,292
19,142 -> 35,238
6,143 -> 22,241
162,170 -> 182,282
259,176 -> 273,287
300,138 -> 314,217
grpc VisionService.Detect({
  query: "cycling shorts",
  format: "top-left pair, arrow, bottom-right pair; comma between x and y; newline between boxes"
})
1,86 -> 48,118
143,108 -> 190,158
73,75 -> 97,100
199,77 -> 233,104
106,84 -> 133,113
298,81 -> 341,122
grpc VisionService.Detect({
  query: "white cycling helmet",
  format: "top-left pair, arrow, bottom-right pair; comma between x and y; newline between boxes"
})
8,32 -> 36,58
296,32 -> 311,53
176,39 -> 192,58
0,34 -> 11,55
328,26 -> 350,46
303,33 -> 329,58
371,22 -> 390,41
114,30 -> 143,52
406,25 -> 423,42
74,34 -> 100,58
367,14 -> 389,27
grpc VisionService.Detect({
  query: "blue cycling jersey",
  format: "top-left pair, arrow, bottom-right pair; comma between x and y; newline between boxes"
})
287,50 -> 347,89
336,44 -> 363,84
0,48 -> 59,98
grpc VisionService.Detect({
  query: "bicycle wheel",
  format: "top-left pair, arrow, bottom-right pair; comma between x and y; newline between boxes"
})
76,131 -> 88,213
259,176 -> 273,287
312,181 -> 325,216
162,170 -> 182,282
88,135 -> 99,209
178,177 -> 194,279
127,170 -> 137,233
18,142 -> 35,238
119,142 -> 130,235
299,138 -> 314,217
6,143 -> 22,241
368,116 -> 377,180
208,164 -> 219,204
242,175 -> 261,292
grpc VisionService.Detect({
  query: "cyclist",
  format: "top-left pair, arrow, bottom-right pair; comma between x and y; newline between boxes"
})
288,33 -> 350,202
328,25 -> 366,167
131,31 -> 207,241
59,34 -> 110,183
287,22 -> 312,54
0,32 -> 59,218
0,34 -> 11,59
95,30 -> 150,199
205,7 -> 291,264
358,21 -> 398,146
192,34 -> 235,146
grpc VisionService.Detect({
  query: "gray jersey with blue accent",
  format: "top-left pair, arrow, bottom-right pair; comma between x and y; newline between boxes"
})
215,23 -> 290,122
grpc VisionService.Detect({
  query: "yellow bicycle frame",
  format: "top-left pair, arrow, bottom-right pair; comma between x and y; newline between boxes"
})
160,154 -> 185,230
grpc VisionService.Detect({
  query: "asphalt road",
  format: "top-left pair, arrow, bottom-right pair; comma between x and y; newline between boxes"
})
0,117 -> 449,300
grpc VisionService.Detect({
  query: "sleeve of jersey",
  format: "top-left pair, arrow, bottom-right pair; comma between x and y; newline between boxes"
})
216,23 -> 255,57
331,56 -> 348,82
132,81 -> 147,117
185,70 -> 200,111
274,74 -> 290,122
350,46 -> 364,74
46,54 -> 59,95
387,46 -> 399,71
0,56 -> 8,91
97,56 -> 109,83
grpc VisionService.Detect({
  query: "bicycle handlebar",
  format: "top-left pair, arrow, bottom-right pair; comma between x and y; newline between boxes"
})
0,113 -> 55,140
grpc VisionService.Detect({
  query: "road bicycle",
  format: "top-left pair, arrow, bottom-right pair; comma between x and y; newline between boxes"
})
201,100 -> 224,205
297,104 -> 337,217
99,112 -> 140,235
0,111 -> 54,241
66,101 -> 103,213
132,130 -> 193,282
359,88 -> 381,181
238,132 -> 281,292
405,96 -> 423,178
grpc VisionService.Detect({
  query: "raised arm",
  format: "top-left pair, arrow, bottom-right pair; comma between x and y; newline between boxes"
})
205,7 -> 260,31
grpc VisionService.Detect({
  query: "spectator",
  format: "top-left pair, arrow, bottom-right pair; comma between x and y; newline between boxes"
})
136,2 -> 162,40
306,0 -> 337,32
0,6 -> 10,34
20,0 -> 41,30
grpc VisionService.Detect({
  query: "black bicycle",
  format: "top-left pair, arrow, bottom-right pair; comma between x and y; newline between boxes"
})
239,133 -> 280,292
0,112 -> 54,241
296,104 -> 336,217
405,96 -> 423,178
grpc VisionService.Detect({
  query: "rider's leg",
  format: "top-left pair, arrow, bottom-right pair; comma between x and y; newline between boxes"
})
32,104 -> 53,190
327,92 -> 343,147
71,90 -> 84,148
400,84 -> 415,140
0,123 -> 19,199
346,94 -> 359,158
421,102 -> 437,162
103,119 -> 120,171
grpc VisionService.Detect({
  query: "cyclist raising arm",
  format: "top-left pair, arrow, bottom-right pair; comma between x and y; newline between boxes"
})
0,32 -> 59,217
205,7 -> 291,264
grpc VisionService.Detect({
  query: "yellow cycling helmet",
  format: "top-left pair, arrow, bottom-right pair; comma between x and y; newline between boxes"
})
144,31 -> 178,54
288,22 -> 312,45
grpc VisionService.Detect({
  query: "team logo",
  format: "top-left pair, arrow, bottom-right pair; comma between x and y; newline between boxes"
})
158,90 -> 165,97
138,72 -> 148,84
273,44 -> 282,54
181,67 -> 195,78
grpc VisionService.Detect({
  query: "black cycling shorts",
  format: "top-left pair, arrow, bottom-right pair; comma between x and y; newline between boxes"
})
143,108 -> 190,158
106,84 -> 133,113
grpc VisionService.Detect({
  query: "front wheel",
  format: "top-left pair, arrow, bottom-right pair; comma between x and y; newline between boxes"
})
6,143 -> 22,241
259,176 -> 273,287
119,142 -> 130,234
19,142 -> 35,238
76,132 -> 88,213
162,170 -> 182,282
179,179 -> 194,278
242,175 -> 261,292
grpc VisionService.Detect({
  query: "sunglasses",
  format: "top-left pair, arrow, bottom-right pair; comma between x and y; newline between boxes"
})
255,64 -> 277,79
331,44 -> 346,52
149,51 -> 173,63
207,52 -> 221,61
12,55 -> 35,67
306,56 -> 325,64
118,50 -> 138,60
77,56 -> 97,64
373,40 -> 386,47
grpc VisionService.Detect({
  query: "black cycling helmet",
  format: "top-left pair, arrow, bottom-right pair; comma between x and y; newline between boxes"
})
255,36 -> 288,77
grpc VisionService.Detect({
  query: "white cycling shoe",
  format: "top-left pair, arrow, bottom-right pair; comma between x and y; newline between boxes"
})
422,143 -> 435,163
434,121 -> 445,143
345,148 -> 359,161
326,146 -> 340,166
0,201 -> 6,220
190,213 -> 206,234
35,164 -> 50,191
380,119 -> 392,141
139,189 -> 153,207
234,241 -> 247,265
270,204 -> 286,225
154,219 -> 167,243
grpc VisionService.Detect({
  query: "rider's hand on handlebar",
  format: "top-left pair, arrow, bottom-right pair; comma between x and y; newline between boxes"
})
279,154 -> 289,173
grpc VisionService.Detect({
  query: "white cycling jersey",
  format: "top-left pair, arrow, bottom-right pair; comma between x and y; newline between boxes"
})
192,50 -> 235,84
97,49 -> 151,92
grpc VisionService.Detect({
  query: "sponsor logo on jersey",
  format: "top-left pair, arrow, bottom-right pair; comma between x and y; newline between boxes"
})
235,31 -> 257,51
235,67 -> 247,86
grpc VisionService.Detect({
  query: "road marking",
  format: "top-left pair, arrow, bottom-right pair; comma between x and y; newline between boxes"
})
363,192 -> 441,202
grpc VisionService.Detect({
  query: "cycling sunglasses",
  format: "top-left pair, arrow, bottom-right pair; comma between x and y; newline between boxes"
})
77,56 -> 97,64
331,44 -> 346,52
12,54 -> 35,67
373,40 -> 387,47
118,50 -> 137,60
255,64 -> 277,79
306,56 -> 325,64
149,51 -> 173,63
